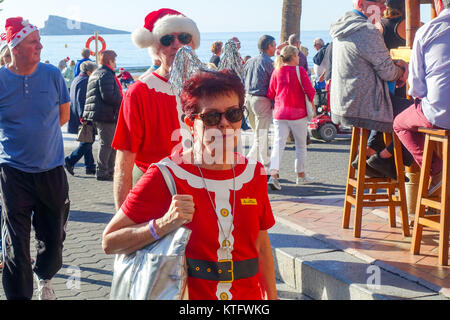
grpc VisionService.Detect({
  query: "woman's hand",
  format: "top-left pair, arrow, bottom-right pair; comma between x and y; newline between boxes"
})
155,195 -> 195,236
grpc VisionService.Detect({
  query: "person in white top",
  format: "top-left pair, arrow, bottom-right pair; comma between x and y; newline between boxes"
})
393,0 -> 450,193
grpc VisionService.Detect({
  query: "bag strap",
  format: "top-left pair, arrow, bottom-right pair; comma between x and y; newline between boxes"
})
154,163 -> 177,196
296,66 -> 305,91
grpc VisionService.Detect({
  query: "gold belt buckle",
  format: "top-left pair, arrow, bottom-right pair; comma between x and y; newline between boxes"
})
218,260 -> 234,283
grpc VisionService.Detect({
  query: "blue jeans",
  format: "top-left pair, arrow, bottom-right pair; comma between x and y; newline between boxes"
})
66,142 -> 95,170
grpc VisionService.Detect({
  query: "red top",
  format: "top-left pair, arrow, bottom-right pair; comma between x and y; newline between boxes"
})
121,153 -> 275,300
112,72 -> 184,172
119,71 -> 133,81
267,65 -> 316,120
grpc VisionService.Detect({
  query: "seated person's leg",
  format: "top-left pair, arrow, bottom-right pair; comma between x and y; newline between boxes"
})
365,95 -> 416,179
367,130 -> 385,156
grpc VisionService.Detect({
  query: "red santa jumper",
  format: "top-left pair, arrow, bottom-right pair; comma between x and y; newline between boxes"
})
121,153 -> 275,300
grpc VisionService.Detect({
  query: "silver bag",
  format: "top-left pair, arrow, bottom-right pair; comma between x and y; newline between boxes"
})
110,163 -> 191,300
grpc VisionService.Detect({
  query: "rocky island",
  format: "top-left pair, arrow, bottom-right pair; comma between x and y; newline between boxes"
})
39,15 -> 130,36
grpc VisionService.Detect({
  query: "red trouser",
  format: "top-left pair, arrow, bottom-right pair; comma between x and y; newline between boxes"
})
393,100 -> 442,176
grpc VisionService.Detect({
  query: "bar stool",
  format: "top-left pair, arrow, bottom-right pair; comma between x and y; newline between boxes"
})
342,127 -> 410,238
411,128 -> 449,266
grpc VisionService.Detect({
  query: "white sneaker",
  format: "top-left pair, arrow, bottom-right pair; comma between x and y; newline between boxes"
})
268,176 -> 282,191
296,175 -> 316,185
35,274 -> 56,300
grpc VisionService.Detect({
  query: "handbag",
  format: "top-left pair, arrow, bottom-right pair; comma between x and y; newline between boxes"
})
76,123 -> 94,143
296,66 -> 315,121
109,163 -> 191,300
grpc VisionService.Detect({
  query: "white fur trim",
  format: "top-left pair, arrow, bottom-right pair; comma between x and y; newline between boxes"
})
8,24 -> 38,49
131,27 -> 156,49
132,14 -> 200,50
153,15 -> 200,49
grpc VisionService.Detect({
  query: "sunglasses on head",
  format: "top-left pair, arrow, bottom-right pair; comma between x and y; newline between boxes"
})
160,33 -> 193,47
194,107 -> 244,127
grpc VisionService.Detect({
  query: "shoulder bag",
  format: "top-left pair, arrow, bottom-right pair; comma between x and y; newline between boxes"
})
110,162 -> 191,300
296,66 -> 315,121
76,123 -> 94,143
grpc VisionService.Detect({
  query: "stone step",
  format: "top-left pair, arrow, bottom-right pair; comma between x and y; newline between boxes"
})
269,221 -> 448,300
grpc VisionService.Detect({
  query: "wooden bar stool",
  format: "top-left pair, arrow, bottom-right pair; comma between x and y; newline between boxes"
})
411,128 -> 449,266
342,127 -> 410,238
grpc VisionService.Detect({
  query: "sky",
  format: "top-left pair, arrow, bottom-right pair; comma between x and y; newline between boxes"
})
0,0 -> 433,34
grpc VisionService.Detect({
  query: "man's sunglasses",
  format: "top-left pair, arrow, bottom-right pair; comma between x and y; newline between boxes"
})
160,33 -> 193,47
194,107 -> 245,127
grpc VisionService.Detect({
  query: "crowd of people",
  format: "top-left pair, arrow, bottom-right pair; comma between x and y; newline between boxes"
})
0,0 -> 448,301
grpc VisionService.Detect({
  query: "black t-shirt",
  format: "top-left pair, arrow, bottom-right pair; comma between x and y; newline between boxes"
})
210,55 -> 220,67
381,16 -> 406,50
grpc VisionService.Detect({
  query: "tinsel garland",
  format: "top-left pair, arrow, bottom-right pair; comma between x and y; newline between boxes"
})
169,40 -> 245,95
169,45 -> 206,95
217,39 -> 244,81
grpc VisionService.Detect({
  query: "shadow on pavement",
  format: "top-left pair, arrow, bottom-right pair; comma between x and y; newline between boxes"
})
268,182 -> 346,199
69,210 -> 113,224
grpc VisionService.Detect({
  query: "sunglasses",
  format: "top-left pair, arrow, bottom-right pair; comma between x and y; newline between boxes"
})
160,33 -> 193,47
194,107 -> 244,127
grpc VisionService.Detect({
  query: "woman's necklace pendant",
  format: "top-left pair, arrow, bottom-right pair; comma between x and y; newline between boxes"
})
222,239 -> 232,251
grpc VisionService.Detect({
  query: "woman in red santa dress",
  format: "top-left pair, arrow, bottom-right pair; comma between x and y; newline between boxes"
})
102,69 -> 278,300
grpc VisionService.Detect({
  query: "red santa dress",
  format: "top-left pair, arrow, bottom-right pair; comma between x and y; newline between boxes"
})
121,152 -> 275,300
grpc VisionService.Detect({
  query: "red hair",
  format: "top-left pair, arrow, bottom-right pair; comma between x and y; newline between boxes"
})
180,69 -> 245,120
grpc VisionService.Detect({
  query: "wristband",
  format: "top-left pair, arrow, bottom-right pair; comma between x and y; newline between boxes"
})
149,219 -> 161,240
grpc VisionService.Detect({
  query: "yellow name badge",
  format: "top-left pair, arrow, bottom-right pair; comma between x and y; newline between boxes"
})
241,198 -> 257,205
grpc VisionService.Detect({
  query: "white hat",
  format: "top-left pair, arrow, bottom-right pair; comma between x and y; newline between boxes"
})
132,8 -> 200,57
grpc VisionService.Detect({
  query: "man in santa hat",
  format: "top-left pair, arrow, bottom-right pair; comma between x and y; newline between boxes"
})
117,67 -> 134,88
0,17 -> 70,300
112,8 -> 200,210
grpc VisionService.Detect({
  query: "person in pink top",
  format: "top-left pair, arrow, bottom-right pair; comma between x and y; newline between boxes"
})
266,45 -> 316,190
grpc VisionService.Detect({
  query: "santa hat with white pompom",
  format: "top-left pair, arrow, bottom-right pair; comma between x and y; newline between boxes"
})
5,17 -> 38,49
132,8 -> 200,57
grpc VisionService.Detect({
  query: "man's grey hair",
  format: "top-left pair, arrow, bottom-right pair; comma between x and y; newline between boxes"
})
80,61 -> 97,74
257,35 -> 275,52
288,34 -> 300,46
81,48 -> 91,59
314,38 -> 324,46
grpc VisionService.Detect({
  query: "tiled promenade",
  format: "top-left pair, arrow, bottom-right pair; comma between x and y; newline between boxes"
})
0,130 -> 447,299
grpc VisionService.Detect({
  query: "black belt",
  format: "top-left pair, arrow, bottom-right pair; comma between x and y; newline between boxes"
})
187,257 -> 259,283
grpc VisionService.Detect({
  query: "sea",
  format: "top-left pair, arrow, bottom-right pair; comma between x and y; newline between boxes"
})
40,30 -> 332,71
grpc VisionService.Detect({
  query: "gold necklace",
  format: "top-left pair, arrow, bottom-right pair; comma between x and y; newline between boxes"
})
196,165 -> 236,256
